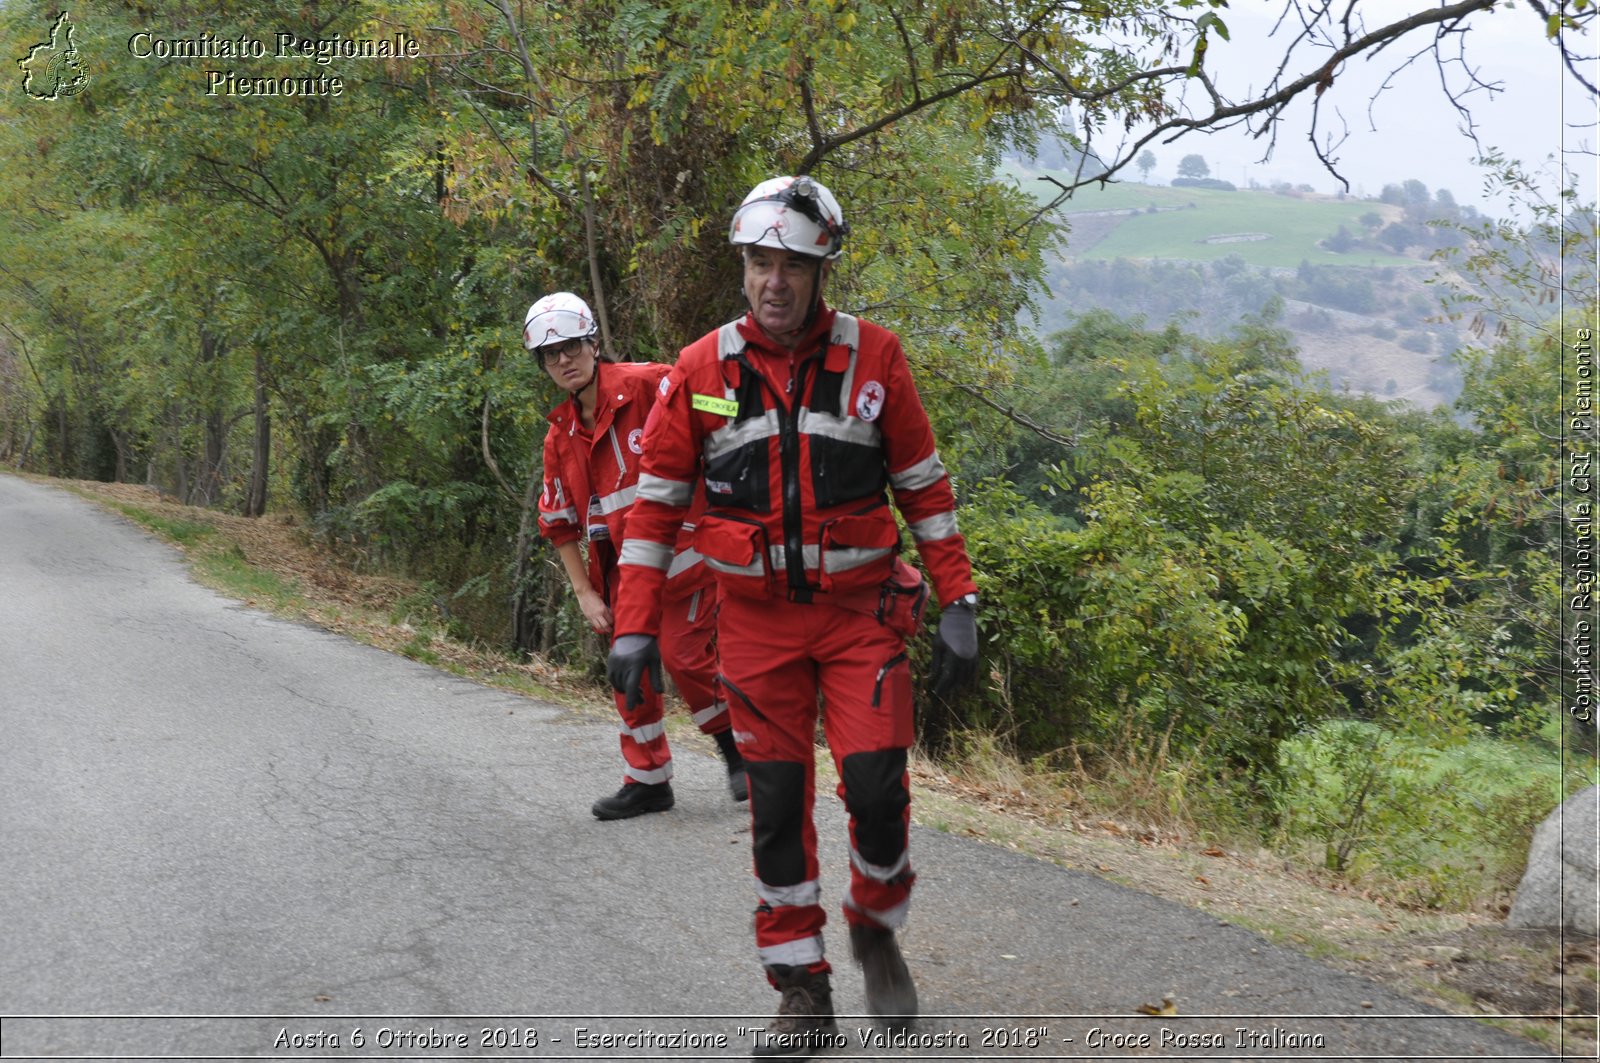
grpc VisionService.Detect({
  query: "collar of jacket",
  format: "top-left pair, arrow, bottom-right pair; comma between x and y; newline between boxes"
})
735,302 -> 840,365
546,358 -> 631,436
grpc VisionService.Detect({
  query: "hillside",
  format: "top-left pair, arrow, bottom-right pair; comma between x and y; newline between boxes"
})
1029,178 -> 1417,269
1005,163 -> 1473,409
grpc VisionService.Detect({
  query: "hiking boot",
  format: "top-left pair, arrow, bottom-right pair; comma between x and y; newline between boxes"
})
590,781 -> 674,821
850,923 -> 917,1029
713,729 -> 750,803
752,967 -> 835,1058
727,763 -> 750,802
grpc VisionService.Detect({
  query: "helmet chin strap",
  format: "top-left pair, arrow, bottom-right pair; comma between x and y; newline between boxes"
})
799,258 -> 825,333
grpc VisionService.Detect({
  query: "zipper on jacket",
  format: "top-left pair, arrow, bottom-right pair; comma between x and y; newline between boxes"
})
778,351 -> 819,602
735,336 -> 826,602
606,426 -> 627,488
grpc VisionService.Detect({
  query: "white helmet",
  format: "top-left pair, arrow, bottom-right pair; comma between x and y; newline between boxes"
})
729,175 -> 848,260
522,291 -> 598,351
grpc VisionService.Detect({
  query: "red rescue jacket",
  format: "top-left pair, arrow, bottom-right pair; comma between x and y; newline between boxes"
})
614,304 -> 976,635
538,359 -> 708,603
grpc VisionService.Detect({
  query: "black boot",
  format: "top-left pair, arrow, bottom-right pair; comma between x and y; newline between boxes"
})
752,966 -> 835,1058
591,781 -> 674,821
850,923 -> 917,1030
713,729 -> 749,802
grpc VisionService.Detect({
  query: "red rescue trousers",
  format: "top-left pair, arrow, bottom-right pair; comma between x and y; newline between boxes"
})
715,591 -> 917,978
612,585 -> 727,785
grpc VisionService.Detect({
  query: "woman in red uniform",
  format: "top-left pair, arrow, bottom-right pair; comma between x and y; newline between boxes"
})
526,291 -> 746,820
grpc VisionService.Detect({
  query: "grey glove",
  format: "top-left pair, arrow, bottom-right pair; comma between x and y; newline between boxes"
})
929,600 -> 978,700
606,634 -> 661,712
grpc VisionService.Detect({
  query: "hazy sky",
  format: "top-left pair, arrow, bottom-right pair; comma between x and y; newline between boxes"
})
1105,1 -> 1597,215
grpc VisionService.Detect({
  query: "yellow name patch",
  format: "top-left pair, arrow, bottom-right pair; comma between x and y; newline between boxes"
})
691,393 -> 739,417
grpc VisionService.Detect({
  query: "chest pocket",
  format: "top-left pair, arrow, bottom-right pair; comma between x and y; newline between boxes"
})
702,369 -> 772,513
808,363 -> 887,509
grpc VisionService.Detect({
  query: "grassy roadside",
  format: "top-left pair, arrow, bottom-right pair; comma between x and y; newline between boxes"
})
25,471 -> 1596,1057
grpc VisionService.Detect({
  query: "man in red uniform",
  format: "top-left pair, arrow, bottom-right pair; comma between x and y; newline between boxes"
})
607,179 -> 980,1055
527,291 -> 747,820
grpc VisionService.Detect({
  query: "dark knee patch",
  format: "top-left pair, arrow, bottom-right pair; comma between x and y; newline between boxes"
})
841,748 -> 910,867
747,760 -> 807,886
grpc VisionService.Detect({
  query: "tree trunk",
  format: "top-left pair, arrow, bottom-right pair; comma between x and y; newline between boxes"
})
171,407 -> 190,504
110,428 -> 130,483
52,395 -> 68,476
540,560 -> 560,656
245,350 -> 270,518
510,453 -> 544,654
197,329 -> 228,507
200,408 -> 225,506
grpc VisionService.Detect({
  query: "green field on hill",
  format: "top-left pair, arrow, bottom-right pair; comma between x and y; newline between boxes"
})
1002,164 -> 1420,269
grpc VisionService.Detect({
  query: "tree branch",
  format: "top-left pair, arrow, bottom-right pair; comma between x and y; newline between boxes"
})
480,392 -> 520,503
920,362 -> 1077,449
798,62 -> 1025,174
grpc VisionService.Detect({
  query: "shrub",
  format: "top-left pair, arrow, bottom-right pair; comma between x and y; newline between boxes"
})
1171,177 -> 1237,191
1273,721 -> 1569,907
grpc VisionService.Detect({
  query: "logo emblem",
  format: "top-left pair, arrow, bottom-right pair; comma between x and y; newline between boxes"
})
628,428 -> 644,455
19,12 -> 90,101
658,376 -> 671,397
855,380 -> 886,422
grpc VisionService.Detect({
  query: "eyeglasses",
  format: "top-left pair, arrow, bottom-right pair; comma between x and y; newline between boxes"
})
540,340 -> 589,366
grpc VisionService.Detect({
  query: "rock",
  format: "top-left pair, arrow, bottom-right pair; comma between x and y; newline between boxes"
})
1507,786 -> 1599,935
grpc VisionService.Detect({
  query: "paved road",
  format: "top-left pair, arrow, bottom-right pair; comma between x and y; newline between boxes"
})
0,473 -> 1558,1061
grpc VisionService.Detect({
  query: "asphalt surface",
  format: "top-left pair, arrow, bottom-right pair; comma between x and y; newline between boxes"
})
0,473 -> 1560,1061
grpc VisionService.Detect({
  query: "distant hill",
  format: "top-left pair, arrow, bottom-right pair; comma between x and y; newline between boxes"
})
1003,163 -> 1472,409
1002,161 -> 1430,265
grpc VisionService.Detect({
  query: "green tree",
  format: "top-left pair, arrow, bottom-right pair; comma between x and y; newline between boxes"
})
1325,225 -> 1356,253
952,314 -> 1405,776
1379,222 -> 1418,253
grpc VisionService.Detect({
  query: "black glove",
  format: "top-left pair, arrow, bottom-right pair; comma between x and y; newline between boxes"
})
606,634 -> 661,711
929,599 -> 979,700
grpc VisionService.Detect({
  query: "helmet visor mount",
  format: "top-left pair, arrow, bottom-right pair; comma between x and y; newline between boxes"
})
729,176 -> 848,260
770,177 -> 845,248
523,293 -> 598,352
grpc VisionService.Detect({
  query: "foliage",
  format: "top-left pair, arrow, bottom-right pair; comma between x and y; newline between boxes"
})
1273,720 -> 1570,908
945,316 -> 1410,780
